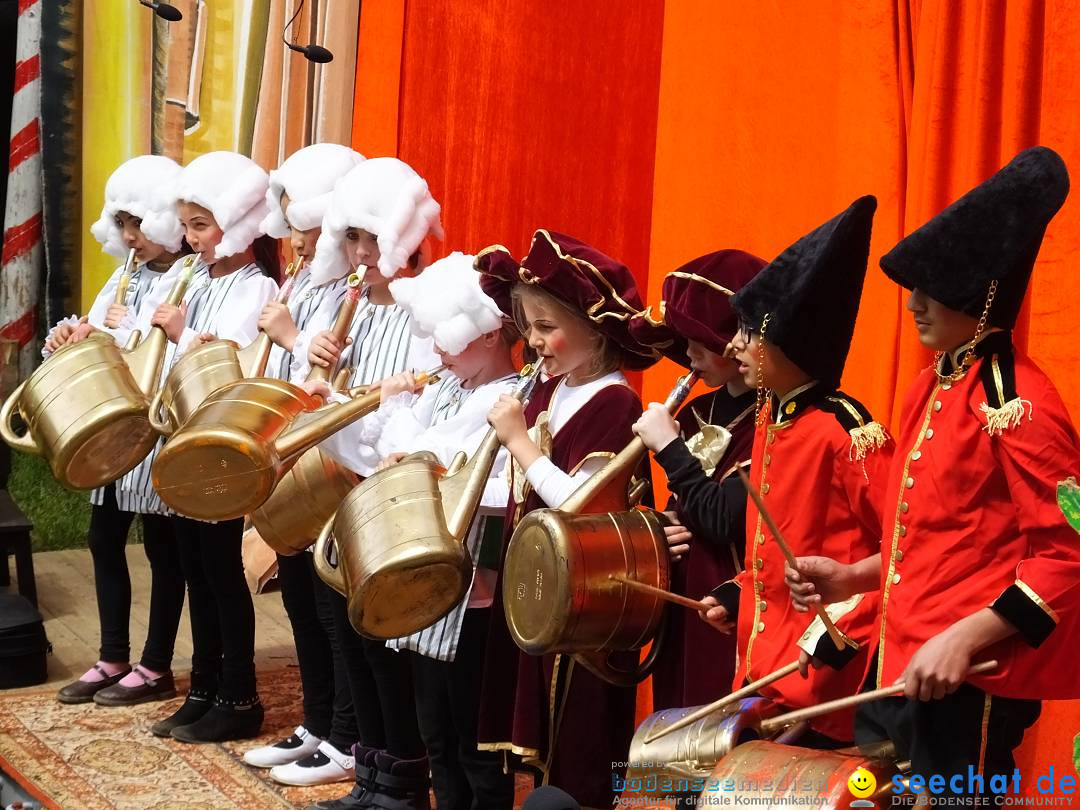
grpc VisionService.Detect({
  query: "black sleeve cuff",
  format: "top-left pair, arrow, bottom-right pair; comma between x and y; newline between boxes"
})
810,632 -> 861,671
709,580 -> 741,618
991,582 -> 1057,647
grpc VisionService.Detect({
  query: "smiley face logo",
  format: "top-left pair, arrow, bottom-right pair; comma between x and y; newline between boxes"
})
848,767 -> 877,800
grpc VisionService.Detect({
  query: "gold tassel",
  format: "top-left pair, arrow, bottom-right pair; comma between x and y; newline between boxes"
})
848,421 -> 888,462
980,397 -> 1033,436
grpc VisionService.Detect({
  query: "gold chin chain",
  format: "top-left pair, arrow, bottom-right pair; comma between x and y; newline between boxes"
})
935,280 -> 998,384
754,313 -> 772,426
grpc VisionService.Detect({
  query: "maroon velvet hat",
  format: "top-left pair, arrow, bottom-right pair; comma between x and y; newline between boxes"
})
628,249 -> 766,367
475,229 -> 659,371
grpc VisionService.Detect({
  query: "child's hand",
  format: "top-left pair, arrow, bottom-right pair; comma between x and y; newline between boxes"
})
632,402 -> 680,453
104,303 -> 129,329
301,379 -> 332,399
379,372 -> 417,402
309,329 -> 351,369
697,595 -> 734,634
67,322 -> 97,345
45,316 -> 86,353
662,510 -> 692,562
152,302 -> 187,342
375,452 -> 407,472
797,650 -> 824,678
784,556 -> 857,613
191,333 -> 216,348
258,301 -> 299,350
488,394 -> 527,445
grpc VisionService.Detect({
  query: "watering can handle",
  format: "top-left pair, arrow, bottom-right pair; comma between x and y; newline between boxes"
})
148,386 -> 175,436
0,381 -> 40,455
313,516 -> 348,597
571,606 -> 670,687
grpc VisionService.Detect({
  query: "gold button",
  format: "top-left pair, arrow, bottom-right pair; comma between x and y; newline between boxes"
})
757,534 -> 765,546
895,549 -> 904,562
755,582 -> 764,593
768,433 -> 776,444
761,483 -> 770,495
911,450 -> 922,461
764,454 -> 772,465
892,573 -> 901,585
759,600 -> 767,612
784,402 -> 796,415
755,559 -> 764,570
758,622 -> 766,632
925,428 -> 934,439
942,383 -> 952,391
905,477 -> 915,489
901,502 -> 909,513
898,524 -> 907,536
933,401 -> 942,412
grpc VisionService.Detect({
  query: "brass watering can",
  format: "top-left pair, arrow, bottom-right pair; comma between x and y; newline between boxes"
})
625,698 -> 804,799
502,371 -> 700,685
147,260 -> 305,437
0,257 -> 197,490
250,275 -> 370,554
315,361 -> 546,640
151,272 -> 369,521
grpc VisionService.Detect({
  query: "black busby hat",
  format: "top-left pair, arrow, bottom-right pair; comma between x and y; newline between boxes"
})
880,146 -> 1069,328
731,195 -> 877,388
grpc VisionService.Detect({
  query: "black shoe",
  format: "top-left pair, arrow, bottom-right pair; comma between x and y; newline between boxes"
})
307,745 -> 379,810
57,665 -> 131,705
368,751 -> 430,810
150,689 -> 215,738
171,696 -> 264,744
95,669 -> 177,707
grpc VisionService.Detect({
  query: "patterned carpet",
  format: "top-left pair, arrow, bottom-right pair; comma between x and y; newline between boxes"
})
0,667 -> 539,809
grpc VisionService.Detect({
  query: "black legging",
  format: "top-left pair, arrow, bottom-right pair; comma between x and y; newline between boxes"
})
321,577 -> 424,758
277,551 -> 359,749
172,516 -> 256,701
87,485 -> 185,672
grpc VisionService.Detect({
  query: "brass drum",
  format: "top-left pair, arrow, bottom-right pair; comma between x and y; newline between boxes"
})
0,334 -> 159,489
694,740 -> 899,809
152,378 -> 317,520
316,452 -> 472,640
251,446 -> 358,555
149,339 -> 245,436
626,698 -> 782,798
503,506 -> 669,656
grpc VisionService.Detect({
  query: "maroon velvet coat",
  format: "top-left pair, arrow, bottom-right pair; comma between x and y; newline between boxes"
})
650,387 -> 756,710
477,375 -> 645,809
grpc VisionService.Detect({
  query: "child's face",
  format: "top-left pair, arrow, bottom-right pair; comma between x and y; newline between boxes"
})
437,331 -> 500,386
115,210 -> 166,264
178,201 -> 224,262
281,192 -> 320,261
907,288 -> 982,352
517,289 -> 595,379
686,339 -> 740,388
344,227 -> 380,273
730,327 -> 770,389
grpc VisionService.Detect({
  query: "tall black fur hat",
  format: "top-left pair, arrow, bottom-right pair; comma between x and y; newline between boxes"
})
731,195 -> 877,388
880,146 -> 1069,327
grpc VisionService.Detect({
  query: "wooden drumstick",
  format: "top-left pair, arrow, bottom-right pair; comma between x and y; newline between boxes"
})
608,574 -> 713,613
759,659 -> 999,735
737,467 -> 846,651
643,660 -> 801,744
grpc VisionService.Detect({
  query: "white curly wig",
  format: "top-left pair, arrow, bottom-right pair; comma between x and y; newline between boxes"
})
89,155 -> 184,259
259,143 -> 366,239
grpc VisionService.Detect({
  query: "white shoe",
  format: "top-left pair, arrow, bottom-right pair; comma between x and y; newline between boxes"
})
269,740 -> 355,786
243,725 -> 322,768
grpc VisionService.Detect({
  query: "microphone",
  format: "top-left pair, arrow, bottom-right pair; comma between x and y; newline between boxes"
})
282,0 -> 334,63
285,42 -> 334,63
138,0 -> 183,21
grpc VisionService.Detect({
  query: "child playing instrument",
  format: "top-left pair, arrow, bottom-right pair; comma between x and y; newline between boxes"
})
240,143 -> 366,786
53,155 -> 189,708
144,150 -> 279,744
700,198 -> 891,746
475,229 -> 659,809
627,249 -> 765,710
317,252 -> 520,809
302,157 -> 441,810
787,147 -> 1080,790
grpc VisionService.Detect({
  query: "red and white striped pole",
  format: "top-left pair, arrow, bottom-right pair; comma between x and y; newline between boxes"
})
1,0 -> 43,375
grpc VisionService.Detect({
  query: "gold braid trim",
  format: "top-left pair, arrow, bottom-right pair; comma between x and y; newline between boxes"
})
849,421 -> 889,461
980,397 -> 1033,436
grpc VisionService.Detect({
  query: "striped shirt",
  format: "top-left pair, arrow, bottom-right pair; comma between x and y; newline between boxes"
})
264,273 -> 343,383
114,261 -> 277,515
378,372 -> 518,662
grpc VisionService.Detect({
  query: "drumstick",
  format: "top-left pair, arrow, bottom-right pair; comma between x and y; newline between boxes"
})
737,467 -> 846,651
608,574 -> 713,613
643,660 -> 801,744
759,659 -> 998,735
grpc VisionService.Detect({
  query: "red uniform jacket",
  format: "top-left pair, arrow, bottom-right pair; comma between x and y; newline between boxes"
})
712,383 -> 891,741
477,375 -> 645,808
876,332 -> 1080,698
